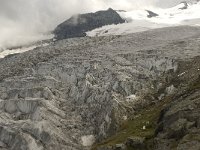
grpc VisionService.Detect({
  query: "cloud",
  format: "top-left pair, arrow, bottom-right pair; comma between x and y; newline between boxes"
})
0,0 -> 183,49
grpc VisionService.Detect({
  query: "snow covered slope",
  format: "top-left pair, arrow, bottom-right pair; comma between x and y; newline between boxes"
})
87,1 -> 200,36
86,21 -> 169,36
0,41 -> 51,58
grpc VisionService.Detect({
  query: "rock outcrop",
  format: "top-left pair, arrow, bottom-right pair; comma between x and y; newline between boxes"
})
146,10 -> 159,18
53,8 -> 125,40
179,1 -> 189,10
154,57 -> 200,150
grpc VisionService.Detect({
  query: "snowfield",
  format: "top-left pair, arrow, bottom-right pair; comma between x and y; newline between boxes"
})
87,1 -> 200,37
0,42 -> 51,58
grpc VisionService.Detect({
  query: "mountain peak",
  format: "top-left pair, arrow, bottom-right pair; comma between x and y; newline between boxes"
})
53,8 -> 125,40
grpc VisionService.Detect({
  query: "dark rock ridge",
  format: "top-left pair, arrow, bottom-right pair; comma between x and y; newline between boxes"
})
179,1 -> 189,10
146,10 -> 159,18
53,8 -> 125,40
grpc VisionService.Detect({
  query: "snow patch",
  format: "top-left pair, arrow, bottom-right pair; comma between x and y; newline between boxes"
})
81,135 -> 95,147
0,42 -> 50,58
126,94 -> 138,102
178,72 -> 186,77
123,115 -> 128,120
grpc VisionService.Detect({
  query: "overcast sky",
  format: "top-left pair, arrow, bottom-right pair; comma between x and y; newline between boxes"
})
0,0 -> 184,49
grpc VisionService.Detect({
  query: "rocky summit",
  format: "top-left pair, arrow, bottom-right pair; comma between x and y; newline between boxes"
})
53,8 -> 125,40
146,10 -> 159,18
0,26 -> 200,150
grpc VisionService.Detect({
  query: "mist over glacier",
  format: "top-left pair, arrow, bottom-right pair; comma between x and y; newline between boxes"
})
0,0 -> 190,49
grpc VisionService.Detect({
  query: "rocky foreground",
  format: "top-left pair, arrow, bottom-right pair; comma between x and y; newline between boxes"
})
0,26 -> 200,150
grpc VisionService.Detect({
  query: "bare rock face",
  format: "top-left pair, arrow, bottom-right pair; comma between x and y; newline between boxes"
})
0,26 -> 200,150
53,8 -> 125,40
155,92 -> 200,150
154,57 -> 200,150
146,10 -> 159,18
179,2 -> 189,10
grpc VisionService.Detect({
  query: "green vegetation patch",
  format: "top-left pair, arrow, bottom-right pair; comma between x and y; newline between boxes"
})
92,97 -> 172,150
189,76 -> 200,90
